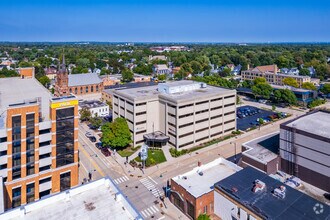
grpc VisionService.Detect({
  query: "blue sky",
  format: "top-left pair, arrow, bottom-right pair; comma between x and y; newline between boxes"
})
1,0 -> 330,42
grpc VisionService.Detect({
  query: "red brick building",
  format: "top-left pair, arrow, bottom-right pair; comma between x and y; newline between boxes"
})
170,158 -> 241,219
55,55 -> 103,97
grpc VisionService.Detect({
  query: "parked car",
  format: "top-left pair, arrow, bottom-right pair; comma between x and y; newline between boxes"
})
95,142 -> 102,149
85,132 -> 93,138
101,148 -> 111,157
89,136 -> 97,142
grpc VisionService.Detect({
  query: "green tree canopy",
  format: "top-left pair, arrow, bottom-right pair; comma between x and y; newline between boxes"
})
157,74 -> 166,81
197,214 -> 211,220
89,117 -> 102,129
282,77 -> 299,88
101,118 -> 132,149
254,77 -> 267,85
299,68 -> 310,76
301,82 -> 316,90
38,75 -> 50,87
274,89 -> 297,105
321,84 -> 330,94
121,68 -> 134,82
79,108 -> 91,121
252,83 -> 273,99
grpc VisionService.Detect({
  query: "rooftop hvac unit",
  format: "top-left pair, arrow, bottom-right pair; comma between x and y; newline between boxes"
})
252,179 -> 266,193
273,185 -> 286,199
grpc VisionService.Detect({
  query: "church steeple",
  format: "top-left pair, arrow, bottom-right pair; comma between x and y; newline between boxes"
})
59,50 -> 67,74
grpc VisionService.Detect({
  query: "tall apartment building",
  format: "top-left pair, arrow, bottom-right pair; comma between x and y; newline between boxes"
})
0,77 -> 79,210
279,110 -> 330,191
241,64 -> 311,87
112,80 -> 236,149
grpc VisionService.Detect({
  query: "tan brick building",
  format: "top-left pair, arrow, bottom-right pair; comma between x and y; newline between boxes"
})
170,158 -> 241,219
241,64 -> 310,87
0,77 -> 79,210
112,80 -> 237,149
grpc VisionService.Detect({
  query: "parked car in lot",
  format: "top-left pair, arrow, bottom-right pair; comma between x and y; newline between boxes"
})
101,147 -> 111,157
95,142 -> 102,149
85,132 -> 93,138
89,136 -> 97,142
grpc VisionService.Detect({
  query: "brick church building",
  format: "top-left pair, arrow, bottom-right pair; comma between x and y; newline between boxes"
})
55,55 -> 103,97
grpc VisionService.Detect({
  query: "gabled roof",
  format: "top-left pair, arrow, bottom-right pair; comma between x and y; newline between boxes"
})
251,64 -> 277,73
68,72 -> 102,87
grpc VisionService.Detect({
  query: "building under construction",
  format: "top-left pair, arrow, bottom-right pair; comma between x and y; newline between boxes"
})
280,110 -> 330,192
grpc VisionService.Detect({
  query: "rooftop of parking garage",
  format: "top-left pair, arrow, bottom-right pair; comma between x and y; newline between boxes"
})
113,80 -> 235,103
0,77 -> 52,129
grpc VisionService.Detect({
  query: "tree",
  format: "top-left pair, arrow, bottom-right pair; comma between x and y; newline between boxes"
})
301,82 -> 316,90
197,214 -> 211,220
157,74 -> 166,81
101,118 -> 132,149
321,84 -> 330,94
76,58 -> 90,68
241,80 -> 253,88
299,68 -> 310,76
38,75 -> 50,87
219,67 -> 231,77
190,60 -> 203,75
274,89 -> 297,105
252,83 -> 273,99
272,105 -> 276,111
254,77 -> 267,85
89,117 -> 102,129
258,118 -> 264,124
121,69 -> 134,82
282,77 -> 299,88
79,108 -> 91,121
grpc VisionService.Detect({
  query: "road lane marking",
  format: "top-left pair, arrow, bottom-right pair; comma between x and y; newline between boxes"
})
153,205 -> 159,212
80,143 -> 105,177
148,176 -> 158,184
156,216 -> 165,220
141,210 -> 147,217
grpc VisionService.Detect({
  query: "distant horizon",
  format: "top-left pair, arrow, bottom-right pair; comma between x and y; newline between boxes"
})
1,41 -> 330,44
1,1 -> 329,42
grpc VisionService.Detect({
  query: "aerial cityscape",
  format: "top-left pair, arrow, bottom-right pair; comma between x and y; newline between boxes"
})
0,1 -> 329,220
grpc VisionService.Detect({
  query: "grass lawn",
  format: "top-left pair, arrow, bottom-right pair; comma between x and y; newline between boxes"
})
134,149 -> 167,167
117,145 -> 141,157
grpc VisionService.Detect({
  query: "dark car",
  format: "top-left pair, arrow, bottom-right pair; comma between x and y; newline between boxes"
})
101,148 -> 111,157
89,136 -> 97,142
95,142 -> 102,149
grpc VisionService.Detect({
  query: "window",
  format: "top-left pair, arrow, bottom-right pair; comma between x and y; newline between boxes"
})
60,172 -> 71,192
179,132 -> 193,138
196,127 -> 208,133
168,122 -> 176,127
85,86 -> 89,93
168,112 -> 176,118
91,86 -> 94,93
39,153 -> 51,159
211,114 -> 222,120
224,111 -> 235,116
179,122 -> 193,128
26,138 -> 35,150
75,87 -> 78,94
224,103 -> 235,107
204,205 -> 208,214
12,166 -> 21,180
39,189 -> 50,199
211,106 -> 222,111
80,87 -> 83,94
39,177 -> 51,184
224,95 -> 235,99
196,100 -> 208,105
26,150 -> 35,164
179,103 -> 193,109
0,150 -> 7,156
27,163 -> 35,175
224,119 -> 235,124
179,113 -> 193,119
0,164 -> 7,170
187,200 -> 195,219
26,183 -> 35,204
0,137 -> 7,143
12,187 -> 21,208
39,129 -> 51,135
39,165 -> 51,172
136,102 -> 146,106
211,123 -> 222,128
136,120 -> 146,125
196,118 -> 208,124
136,130 -> 146,135
96,85 -> 99,92
136,111 -> 146,116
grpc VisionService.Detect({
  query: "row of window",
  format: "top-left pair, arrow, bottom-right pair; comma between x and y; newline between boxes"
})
69,85 -> 99,94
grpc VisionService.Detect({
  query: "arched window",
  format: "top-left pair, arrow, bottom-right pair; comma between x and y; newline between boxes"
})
69,88 -> 72,93
91,86 -> 94,93
96,85 -> 99,92
75,87 -> 78,94
86,86 -> 89,93
80,87 -> 83,94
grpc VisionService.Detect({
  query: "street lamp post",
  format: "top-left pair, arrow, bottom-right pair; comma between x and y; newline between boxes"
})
230,142 -> 237,164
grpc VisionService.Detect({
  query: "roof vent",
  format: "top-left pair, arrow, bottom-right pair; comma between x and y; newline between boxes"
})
200,83 -> 207,88
252,179 -> 266,193
182,176 -> 187,180
198,171 -> 203,176
273,185 -> 286,199
231,187 -> 238,193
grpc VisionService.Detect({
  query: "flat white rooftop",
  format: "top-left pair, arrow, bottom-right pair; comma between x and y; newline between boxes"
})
242,132 -> 279,164
0,77 -> 52,129
1,178 -> 142,220
172,158 -> 242,198
285,111 -> 330,139
114,80 -> 235,103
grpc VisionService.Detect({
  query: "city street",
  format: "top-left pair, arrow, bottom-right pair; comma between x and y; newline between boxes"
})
78,102 -> 307,220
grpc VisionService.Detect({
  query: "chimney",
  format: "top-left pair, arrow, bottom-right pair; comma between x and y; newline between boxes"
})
198,161 -> 202,167
274,64 -> 278,74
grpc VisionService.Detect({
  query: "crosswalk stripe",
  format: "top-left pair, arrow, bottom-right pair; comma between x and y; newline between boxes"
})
141,210 -> 148,218
114,179 -> 119,184
149,206 -> 156,213
153,205 -> 159,212
147,207 -> 155,214
144,209 -> 151,216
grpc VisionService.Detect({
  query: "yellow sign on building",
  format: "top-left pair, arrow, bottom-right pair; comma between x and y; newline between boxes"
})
51,100 -> 78,109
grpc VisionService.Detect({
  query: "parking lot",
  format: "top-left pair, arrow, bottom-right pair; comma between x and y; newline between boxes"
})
237,105 -> 278,131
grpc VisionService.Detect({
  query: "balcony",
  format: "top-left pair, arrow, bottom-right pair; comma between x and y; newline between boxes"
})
39,121 -> 51,130
0,169 -> 7,177
39,157 -> 52,167
39,180 -> 52,192
39,133 -> 52,143
0,155 -> 7,165
0,142 -> 7,152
